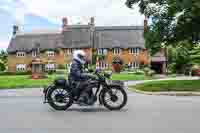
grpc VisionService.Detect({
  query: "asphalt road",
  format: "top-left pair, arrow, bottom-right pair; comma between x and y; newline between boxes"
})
0,92 -> 200,133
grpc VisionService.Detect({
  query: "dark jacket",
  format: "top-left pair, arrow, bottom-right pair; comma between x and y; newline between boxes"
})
68,59 -> 90,81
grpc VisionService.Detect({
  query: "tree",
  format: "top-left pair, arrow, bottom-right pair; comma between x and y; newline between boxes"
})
126,0 -> 200,54
189,44 -> 200,66
0,60 -> 6,71
0,50 -> 8,63
0,50 -> 8,71
166,40 -> 200,74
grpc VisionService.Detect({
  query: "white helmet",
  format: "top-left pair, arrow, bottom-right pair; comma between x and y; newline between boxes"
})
73,50 -> 86,64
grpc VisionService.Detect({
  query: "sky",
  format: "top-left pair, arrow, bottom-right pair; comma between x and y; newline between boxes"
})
0,0 -> 144,50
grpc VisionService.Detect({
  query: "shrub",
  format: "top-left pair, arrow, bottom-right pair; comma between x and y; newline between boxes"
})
0,71 -> 32,75
147,70 -> 155,76
133,70 -> 145,75
0,60 -> 6,71
123,64 -> 129,71
143,67 -> 150,75
58,64 -> 66,69
46,70 -> 56,75
143,67 -> 155,76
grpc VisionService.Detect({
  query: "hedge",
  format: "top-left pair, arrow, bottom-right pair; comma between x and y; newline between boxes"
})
0,71 -> 32,76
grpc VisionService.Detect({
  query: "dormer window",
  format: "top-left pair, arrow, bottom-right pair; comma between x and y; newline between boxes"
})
65,49 -> 73,55
32,50 -> 37,57
129,48 -> 141,55
16,52 -> 25,57
113,48 -> 121,54
47,51 -> 55,57
98,48 -> 107,55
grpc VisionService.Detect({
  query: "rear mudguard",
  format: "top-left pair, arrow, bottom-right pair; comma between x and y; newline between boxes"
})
43,84 -> 71,103
43,85 -> 54,103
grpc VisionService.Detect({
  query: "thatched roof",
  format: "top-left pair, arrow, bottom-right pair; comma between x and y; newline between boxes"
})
7,25 -> 145,53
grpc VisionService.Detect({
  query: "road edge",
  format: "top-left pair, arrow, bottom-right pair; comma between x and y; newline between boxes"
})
129,87 -> 200,96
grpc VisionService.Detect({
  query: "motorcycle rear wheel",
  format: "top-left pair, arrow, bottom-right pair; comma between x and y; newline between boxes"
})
47,87 -> 73,110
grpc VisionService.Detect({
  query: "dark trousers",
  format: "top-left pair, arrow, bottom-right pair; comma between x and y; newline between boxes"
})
71,80 -> 92,98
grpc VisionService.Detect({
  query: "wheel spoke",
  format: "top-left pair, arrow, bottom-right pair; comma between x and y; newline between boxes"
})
55,89 -> 60,94
64,93 -> 70,97
61,89 -> 65,94
103,89 -> 126,108
113,89 -> 118,95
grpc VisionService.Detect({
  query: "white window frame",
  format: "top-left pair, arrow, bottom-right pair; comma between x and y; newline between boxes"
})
47,51 -> 55,57
113,48 -> 121,54
96,61 -> 108,69
16,52 -> 26,57
129,48 -> 141,55
129,62 -> 139,69
32,50 -> 37,57
97,48 -> 107,55
65,49 -> 73,55
16,64 -> 26,71
45,64 -> 56,71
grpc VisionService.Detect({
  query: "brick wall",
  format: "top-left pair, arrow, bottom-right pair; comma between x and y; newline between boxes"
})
7,48 -> 93,72
98,48 -> 150,67
8,48 -> 150,72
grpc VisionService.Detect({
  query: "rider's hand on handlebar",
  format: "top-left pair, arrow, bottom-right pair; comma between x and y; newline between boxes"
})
87,74 -> 97,80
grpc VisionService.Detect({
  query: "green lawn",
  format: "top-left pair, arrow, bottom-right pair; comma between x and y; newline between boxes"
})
111,73 -> 152,81
0,75 -> 56,89
0,73 -> 151,89
130,80 -> 200,92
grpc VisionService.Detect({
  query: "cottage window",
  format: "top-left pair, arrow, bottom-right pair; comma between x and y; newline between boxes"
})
113,48 -> 121,54
47,51 -> 55,57
16,52 -> 25,57
16,64 -> 26,71
97,48 -> 107,55
129,48 -> 141,55
65,49 -> 73,55
45,64 -> 56,71
96,61 -> 108,69
129,62 -> 139,69
32,50 -> 37,57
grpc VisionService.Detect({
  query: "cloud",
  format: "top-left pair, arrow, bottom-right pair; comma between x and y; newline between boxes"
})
0,40 -> 9,50
0,0 -> 145,49
17,0 -> 144,26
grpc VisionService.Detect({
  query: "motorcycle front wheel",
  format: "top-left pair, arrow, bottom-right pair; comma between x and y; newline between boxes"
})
47,87 -> 73,110
102,85 -> 127,110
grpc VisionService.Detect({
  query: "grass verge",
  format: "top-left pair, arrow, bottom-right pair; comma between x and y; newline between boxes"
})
130,80 -> 200,92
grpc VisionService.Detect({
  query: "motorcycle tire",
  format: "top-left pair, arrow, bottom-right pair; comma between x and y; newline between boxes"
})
47,87 -> 73,110
102,85 -> 127,110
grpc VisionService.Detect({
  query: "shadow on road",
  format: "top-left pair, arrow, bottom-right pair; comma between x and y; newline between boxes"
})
48,107 -> 128,113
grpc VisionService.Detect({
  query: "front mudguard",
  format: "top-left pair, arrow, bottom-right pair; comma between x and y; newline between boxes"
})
107,80 -> 124,88
99,82 -> 125,105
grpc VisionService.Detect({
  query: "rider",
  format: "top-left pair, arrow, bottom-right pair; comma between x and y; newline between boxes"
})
68,50 -> 95,105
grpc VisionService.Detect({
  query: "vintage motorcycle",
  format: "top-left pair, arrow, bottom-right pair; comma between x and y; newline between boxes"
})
43,69 -> 127,110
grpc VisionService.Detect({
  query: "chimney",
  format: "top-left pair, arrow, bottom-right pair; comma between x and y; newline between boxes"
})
62,17 -> 68,31
90,17 -> 95,26
13,25 -> 19,36
144,16 -> 148,33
